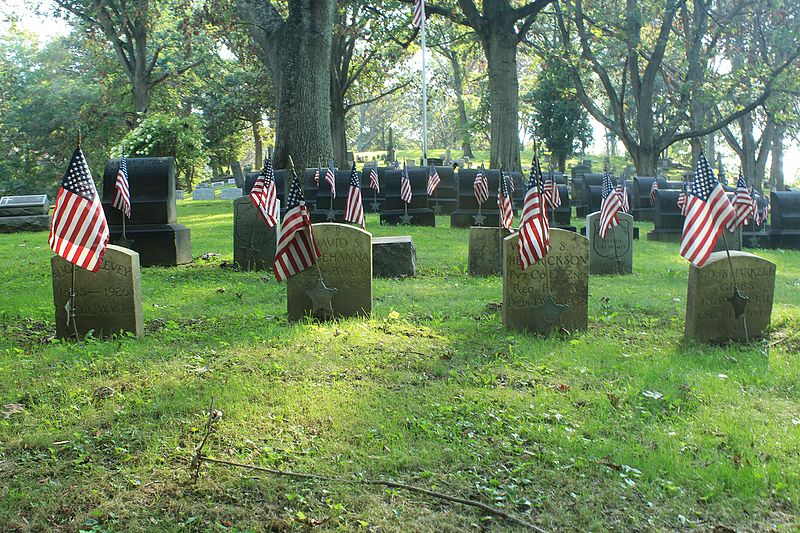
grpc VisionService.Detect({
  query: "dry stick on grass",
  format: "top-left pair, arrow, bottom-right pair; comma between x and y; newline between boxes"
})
191,400 -> 547,533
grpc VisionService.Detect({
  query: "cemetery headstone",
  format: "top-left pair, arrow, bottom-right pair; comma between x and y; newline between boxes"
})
233,197 -> 278,271
287,223 -> 372,320
646,189 -> 683,242
768,191 -> 800,249
372,236 -> 416,277
0,194 -> 51,233
451,168 -> 502,228
175,190 -> 184,200
427,166 -> 457,215
586,211 -> 633,275
469,226 -> 511,276
101,157 -> 191,266
685,251 -> 775,342
51,244 -> 144,338
631,176 -> 667,221
379,168 -> 435,226
193,188 -> 215,200
212,181 -> 224,188
503,228 -> 589,333
221,187 -> 243,200
227,178 -> 237,185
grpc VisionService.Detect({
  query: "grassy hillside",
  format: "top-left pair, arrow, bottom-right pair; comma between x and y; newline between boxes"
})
1,200 -> 798,531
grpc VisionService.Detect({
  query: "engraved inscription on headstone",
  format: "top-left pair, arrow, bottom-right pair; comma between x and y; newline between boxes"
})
503,228 -> 589,333
233,197 -> 278,271
51,245 -> 143,338
469,226 -> 511,276
685,251 -> 775,342
287,223 -> 372,321
587,211 -> 633,275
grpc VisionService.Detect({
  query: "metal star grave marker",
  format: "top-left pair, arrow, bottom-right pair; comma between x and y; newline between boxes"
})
306,277 -> 338,319
535,294 -> 568,328
326,209 -> 337,221
399,213 -> 413,225
727,288 -> 749,320
370,200 -> 381,212
472,213 -> 486,226
433,203 -> 442,215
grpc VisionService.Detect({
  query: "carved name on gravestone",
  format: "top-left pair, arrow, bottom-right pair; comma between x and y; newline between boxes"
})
51,245 -> 143,339
233,197 -> 278,271
503,228 -> 589,333
469,226 -> 511,276
685,251 -> 775,343
287,223 -> 372,321
587,211 -> 633,275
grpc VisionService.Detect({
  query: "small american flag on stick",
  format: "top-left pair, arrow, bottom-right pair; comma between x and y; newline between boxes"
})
49,145 -> 110,272
599,172 -> 622,239
344,163 -> 365,228
518,159 -> 549,269
731,170 -> 755,230
400,165 -> 412,204
112,156 -> 130,218
615,177 -> 629,213
324,160 -> 336,199
677,181 -> 689,216
427,165 -> 440,196
473,166 -> 488,205
412,0 -> 425,28
497,170 -> 514,230
273,161 -> 320,282
369,166 -> 380,194
650,180 -> 659,206
543,171 -> 561,209
250,157 -> 278,227
680,152 -> 736,267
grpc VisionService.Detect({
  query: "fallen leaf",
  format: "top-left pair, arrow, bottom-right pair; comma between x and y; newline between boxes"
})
1,404 -> 25,418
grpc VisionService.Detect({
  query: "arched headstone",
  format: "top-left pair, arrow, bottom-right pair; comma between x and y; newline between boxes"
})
587,211 -> 633,275
233,197 -> 278,271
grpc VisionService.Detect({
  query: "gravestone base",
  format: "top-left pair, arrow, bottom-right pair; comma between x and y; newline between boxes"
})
647,229 -> 682,242
633,208 -> 655,222
503,228 -> 589,334
373,236 -> 416,277
768,231 -> 800,250
742,232 -> 772,249
427,198 -> 458,215
586,211 -> 634,275
451,211 -> 500,228
287,223 -> 372,320
576,205 -> 588,218
108,223 -> 192,267
0,215 -> 51,233
380,210 -> 435,226
310,210 -> 348,224
469,226 -> 511,276
233,197 -> 278,271
685,251 -> 776,343
51,245 -> 144,339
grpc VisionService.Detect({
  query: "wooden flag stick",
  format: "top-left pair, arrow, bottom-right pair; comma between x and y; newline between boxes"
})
720,229 -> 749,341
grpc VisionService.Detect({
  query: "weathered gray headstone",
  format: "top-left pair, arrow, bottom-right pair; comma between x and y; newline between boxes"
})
711,226 -> 742,253
373,236 -> 416,277
233,197 -> 278,271
175,190 -> 184,200
503,228 -> 589,333
51,245 -> 143,339
221,187 -> 243,200
0,195 -> 49,216
287,223 -> 372,320
212,181 -> 224,188
685,251 -> 775,342
469,226 -> 511,276
193,188 -> 215,200
586,211 -> 633,275
227,178 -> 236,185
0,215 -> 51,233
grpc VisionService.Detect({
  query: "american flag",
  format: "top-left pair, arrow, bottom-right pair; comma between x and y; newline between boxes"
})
497,170 -> 514,230
680,152 -> 736,267
543,171 -> 561,209
677,181 -> 689,216
368,166 -> 380,194
751,187 -> 762,225
518,160 -> 549,269
273,165 -> 320,282
112,156 -> 130,218
599,171 -> 622,239
314,164 -> 320,187
731,170 -> 755,230
473,167 -> 488,205
324,160 -> 336,199
344,163 -> 365,228
650,180 -> 659,206
250,157 -> 278,227
412,0 -> 425,28
615,176 -> 629,213
400,165 -> 412,204
49,146 -> 110,272
427,165 -> 440,196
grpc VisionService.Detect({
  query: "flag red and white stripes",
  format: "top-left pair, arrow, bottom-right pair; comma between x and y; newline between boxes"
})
615,177 -> 629,213
400,166 -> 412,204
368,167 -> 380,194
324,161 -> 336,199
498,170 -> 514,230
473,167 -> 488,205
543,171 -> 561,209
677,182 -> 689,216
680,152 -> 736,267
731,170 -> 755,230
273,166 -> 320,282
250,157 -> 278,227
427,165 -> 440,196
650,180 -> 659,206
599,172 -> 622,239
345,163 -> 365,228
49,147 -> 110,272
112,156 -> 130,218
314,165 -> 320,186
518,159 -> 549,270
412,0 -> 425,28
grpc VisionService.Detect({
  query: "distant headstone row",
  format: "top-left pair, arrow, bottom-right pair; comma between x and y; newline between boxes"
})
0,194 -> 50,233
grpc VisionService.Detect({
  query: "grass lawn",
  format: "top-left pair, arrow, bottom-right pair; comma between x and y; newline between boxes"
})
1,199 -> 799,531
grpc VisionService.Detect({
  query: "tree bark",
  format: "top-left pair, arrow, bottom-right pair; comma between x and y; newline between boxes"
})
770,122 -> 785,191
252,119 -> 263,168
237,0 -> 334,172
330,88 -> 347,167
483,32 -> 521,171
445,50 -> 474,158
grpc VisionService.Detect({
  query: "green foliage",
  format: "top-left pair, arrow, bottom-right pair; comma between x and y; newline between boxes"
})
116,114 -> 208,189
524,60 -> 592,168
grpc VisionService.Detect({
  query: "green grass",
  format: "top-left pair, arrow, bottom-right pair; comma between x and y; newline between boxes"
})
1,199 -> 799,531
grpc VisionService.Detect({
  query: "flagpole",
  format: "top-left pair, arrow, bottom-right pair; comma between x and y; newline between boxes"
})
720,230 -> 749,342
68,128 -> 81,339
421,10 -> 428,167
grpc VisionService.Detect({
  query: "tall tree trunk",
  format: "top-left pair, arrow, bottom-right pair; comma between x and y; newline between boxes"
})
482,32 -> 521,171
558,153 -> 567,173
447,52 -> 474,158
252,119 -> 263,168
770,122 -> 785,191
330,92 -> 347,167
